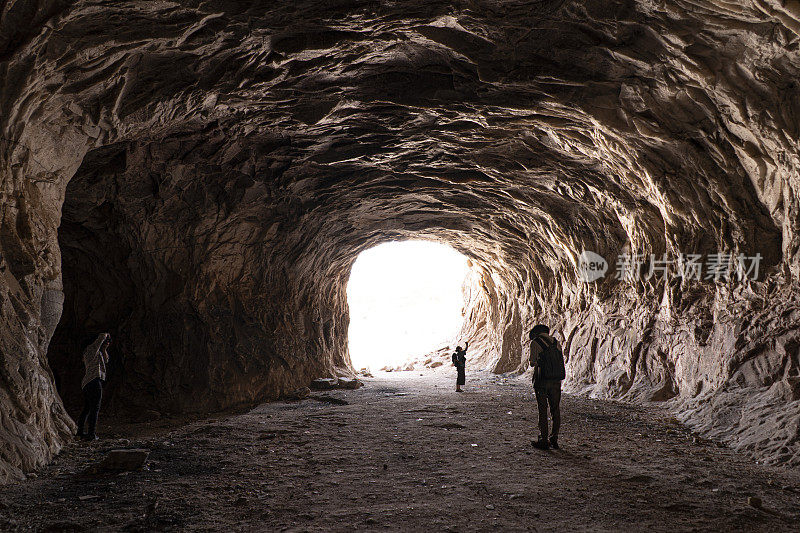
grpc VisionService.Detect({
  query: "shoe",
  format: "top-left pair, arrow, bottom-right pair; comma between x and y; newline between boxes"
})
76,432 -> 85,439
531,438 -> 549,450
82,434 -> 99,441
549,436 -> 559,449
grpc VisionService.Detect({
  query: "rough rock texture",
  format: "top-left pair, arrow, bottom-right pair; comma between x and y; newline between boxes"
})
2,0 -> 800,481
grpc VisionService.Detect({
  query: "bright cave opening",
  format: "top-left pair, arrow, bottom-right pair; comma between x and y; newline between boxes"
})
346,240 -> 471,371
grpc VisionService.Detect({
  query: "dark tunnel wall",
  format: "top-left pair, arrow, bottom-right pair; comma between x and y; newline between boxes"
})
47,139 -> 356,417
47,146 -> 134,416
1,0 -> 800,481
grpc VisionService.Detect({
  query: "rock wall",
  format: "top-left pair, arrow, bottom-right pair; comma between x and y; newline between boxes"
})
47,138 -> 360,416
562,278 -> 800,466
1,0 -> 800,481
457,263 -> 800,466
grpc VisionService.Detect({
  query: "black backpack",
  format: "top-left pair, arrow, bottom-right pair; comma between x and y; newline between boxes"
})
533,337 -> 566,380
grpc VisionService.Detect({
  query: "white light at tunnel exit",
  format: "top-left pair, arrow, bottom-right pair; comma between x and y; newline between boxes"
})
346,240 -> 470,371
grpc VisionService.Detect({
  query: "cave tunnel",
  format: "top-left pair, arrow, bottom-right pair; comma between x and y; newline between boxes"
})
2,0 -> 800,528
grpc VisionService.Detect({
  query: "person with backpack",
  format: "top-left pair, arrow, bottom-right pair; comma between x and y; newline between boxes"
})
529,324 -> 565,450
452,342 -> 468,392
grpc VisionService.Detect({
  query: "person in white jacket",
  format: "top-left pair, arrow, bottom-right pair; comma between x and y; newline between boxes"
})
76,333 -> 111,440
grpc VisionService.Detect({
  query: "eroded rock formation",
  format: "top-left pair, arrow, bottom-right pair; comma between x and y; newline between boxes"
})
2,0 -> 799,481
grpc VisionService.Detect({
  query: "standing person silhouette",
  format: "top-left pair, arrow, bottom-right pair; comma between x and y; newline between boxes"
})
76,333 -> 111,441
529,325 -> 565,450
452,342 -> 468,392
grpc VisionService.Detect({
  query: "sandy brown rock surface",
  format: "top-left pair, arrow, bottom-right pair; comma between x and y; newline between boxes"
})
1,370 -> 798,532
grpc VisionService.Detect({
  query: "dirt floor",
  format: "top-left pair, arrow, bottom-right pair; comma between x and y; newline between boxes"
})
1,369 -> 799,532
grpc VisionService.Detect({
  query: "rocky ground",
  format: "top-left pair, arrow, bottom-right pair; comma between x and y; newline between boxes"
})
1,369 -> 799,532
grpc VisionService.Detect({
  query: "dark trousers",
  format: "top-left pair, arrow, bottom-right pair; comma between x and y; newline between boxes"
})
456,366 -> 465,386
534,379 -> 561,440
77,378 -> 103,437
